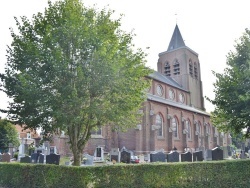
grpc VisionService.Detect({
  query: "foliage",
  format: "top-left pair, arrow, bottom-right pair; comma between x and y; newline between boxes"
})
207,29 -> 250,138
1,160 -> 250,187
0,0 -> 151,165
0,119 -> 20,151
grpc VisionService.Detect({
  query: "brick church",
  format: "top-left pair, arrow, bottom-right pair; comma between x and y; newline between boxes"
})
53,25 -> 232,155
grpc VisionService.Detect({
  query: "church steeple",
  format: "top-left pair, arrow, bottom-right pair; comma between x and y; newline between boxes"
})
167,24 -> 185,51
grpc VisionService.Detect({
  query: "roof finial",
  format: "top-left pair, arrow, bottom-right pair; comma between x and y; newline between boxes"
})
175,13 -> 178,24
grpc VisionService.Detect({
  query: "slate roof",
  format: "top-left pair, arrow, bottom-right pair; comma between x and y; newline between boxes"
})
148,71 -> 188,92
167,24 -> 186,51
147,93 -> 210,116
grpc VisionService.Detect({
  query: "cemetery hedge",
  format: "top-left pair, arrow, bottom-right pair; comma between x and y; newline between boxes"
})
0,160 -> 250,188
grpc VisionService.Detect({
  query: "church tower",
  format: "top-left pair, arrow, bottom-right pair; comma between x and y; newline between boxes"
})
157,24 -> 205,110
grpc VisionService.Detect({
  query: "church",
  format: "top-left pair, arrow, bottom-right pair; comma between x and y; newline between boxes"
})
53,25 -> 232,155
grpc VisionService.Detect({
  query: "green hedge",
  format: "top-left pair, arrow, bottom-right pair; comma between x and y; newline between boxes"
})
0,160 -> 250,188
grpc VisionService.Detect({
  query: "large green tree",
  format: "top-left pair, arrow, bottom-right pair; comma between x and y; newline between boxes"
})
0,119 -> 20,152
208,29 -> 250,138
0,0 -> 151,165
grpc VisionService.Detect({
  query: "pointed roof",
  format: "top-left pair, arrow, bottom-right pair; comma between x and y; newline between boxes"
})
167,24 -> 185,51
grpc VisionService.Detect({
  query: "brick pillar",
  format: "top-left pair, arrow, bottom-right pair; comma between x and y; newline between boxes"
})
182,120 -> 187,152
167,118 -> 173,152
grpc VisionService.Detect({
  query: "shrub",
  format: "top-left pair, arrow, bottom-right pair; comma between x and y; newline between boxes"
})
0,160 -> 250,187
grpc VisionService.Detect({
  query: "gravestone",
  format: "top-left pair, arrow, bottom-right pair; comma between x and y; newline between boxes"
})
227,146 -> 232,156
205,149 -> 212,161
212,147 -> 223,160
120,149 -> 131,163
2,153 -> 11,162
31,153 -> 39,163
46,153 -> 60,165
144,154 -> 150,162
150,151 -> 166,162
83,154 -> 94,165
240,151 -> 246,159
193,151 -> 203,161
65,161 -> 71,166
181,152 -> 192,162
139,155 -> 145,163
222,146 -> 229,159
110,148 -> 120,163
94,146 -> 104,162
167,151 -> 179,162
20,156 -> 31,163
49,146 -> 57,154
38,153 -> 45,164
0,153 -> 2,162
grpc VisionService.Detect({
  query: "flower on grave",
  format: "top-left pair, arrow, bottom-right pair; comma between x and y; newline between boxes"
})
82,157 -> 87,161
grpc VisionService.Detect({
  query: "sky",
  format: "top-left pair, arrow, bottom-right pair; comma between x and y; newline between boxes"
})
0,0 -> 250,118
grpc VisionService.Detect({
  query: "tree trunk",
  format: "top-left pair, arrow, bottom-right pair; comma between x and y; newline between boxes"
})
68,124 -> 91,166
72,147 -> 82,166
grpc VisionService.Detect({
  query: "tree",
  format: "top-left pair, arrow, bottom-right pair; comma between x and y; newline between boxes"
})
0,119 -> 20,152
207,29 -> 250,138
0,0 -> 151,165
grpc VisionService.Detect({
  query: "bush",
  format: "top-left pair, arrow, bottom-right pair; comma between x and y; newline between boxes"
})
13,152 -> 18,160
0,160 -> 250,187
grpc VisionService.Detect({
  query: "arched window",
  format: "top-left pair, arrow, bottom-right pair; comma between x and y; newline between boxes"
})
172,117 -> 178,138
173,60 -> 180,75
189,60 -> 193,77
91,126 -> 102,136
186,120 -> 191,139
194,62 -> 198,79
207,123 -> 212,141
196,122 -> 201,135
164,62 -> 171,76
156,114 -> 163,137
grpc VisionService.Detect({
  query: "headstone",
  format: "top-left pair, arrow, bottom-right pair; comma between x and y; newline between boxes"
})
46,153 -> 60,165
150,151 -> 166,162
2,153 -> 11,162
49,146 -> 57,154
205,149 -> 212,161
167,151 -> 179,162
245,147 -> 249,153
212,147 -> 223,160
94,146 -> 104,162
38,153 -> 45,164
20,156 -> 31,163
240,151 -> 246,159
227,146 -> 232,156
110,148 -> 120,163
139,155 -> 145,163
83,154 -> 94,165
0,153 -> 2,162
193,151 -> 203,161
181,152 -> 192,162
120,149 -> 131,163
65,161 -> 71,166
144,154 -> 150,162
31,153 -> 39,163
222,146 -> 229,159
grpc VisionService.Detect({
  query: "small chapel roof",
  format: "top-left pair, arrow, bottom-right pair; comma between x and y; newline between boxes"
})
167,24 -> 186,51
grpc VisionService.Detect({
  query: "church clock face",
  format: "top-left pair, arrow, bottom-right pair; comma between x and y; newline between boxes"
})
156,85 -> 163,96
169,89 -> 175,100
179,93 -> 184,103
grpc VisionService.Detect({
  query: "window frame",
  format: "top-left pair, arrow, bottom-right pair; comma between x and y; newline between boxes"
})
172,117 -> 179,138
156,114 -> 163,137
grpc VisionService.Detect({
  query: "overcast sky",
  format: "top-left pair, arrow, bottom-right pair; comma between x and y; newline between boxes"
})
1,0 -> 250,118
